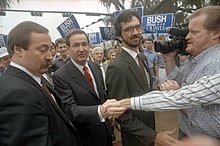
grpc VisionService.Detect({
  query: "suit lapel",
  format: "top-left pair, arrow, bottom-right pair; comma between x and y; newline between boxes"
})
121,50 -> 148,91
141,54 -> 153,89
88,61 -> 106,101
6,66 -> 78,132
67,61 -> 98,97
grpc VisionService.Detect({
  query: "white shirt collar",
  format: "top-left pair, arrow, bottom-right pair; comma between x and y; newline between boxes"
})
10,61 -> 41,85
122,47 -> 138,60
70,58 -> 89,73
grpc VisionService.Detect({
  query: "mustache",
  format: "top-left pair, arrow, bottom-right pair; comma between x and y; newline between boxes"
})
131,35 -> 141,39
42,60 -> 53,68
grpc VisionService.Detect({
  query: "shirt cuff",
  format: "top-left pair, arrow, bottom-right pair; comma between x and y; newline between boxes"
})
98,105 -> 105,122
131,97 -> 142,110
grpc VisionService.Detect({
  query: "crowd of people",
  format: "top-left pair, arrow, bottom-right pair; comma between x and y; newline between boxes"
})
0,5 -> 219,146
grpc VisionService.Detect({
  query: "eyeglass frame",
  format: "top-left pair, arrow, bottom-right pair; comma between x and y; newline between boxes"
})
121,24 -> 143,34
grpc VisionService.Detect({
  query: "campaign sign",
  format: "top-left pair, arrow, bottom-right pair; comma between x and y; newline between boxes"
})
57,15 -> 80,38
0,34 -> 8,47
87,32 -> 101,45
113,7 -> 143,18
99,27 -> 115,40
142,13 -> 174,33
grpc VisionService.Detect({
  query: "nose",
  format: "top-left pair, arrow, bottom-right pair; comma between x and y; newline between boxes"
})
46,50 -> 53,60
61,46 -> 66,51
78,44 -> 84,51
185,32 -> 191,40
132,28 -> 139,34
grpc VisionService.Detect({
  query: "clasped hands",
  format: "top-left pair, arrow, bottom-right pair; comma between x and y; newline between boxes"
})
100,99 -> 130,120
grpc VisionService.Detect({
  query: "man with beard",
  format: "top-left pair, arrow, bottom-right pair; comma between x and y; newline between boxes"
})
106,10 -> 180,146
0,21 -> 81,146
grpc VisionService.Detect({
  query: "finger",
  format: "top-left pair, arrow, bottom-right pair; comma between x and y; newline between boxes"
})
166,128 -> 177,135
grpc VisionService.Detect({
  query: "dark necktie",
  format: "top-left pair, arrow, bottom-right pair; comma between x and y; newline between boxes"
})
137,54 -> 150,91
83,66 -> 94,89
41,78 -> 57,103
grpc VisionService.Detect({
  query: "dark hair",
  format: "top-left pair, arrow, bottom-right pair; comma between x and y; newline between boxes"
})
7,21 -> 49,56
65,29 -> 90,47
55,38 -> 66,47
114,10 -> 141,37
189,6 -> 220,31
51,42 -> 56,49
142,37 -> 153,44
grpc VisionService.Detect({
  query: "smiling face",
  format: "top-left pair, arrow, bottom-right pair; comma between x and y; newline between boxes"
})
119,16 -> 143,51
185,14 -> 219,56
17,32 -> 53,76
57,42 -> 68,59
68,33 -> 90,66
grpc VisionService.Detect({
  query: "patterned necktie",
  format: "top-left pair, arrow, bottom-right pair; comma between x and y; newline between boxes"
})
83,66 -> 94,89
137,54 -> 149,91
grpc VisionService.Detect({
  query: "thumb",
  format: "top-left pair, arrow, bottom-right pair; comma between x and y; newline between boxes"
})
166,128 -> 177,135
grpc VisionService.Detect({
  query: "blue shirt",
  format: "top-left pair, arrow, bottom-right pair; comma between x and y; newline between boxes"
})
167,44 -> 220,138
143,49 -> 158,69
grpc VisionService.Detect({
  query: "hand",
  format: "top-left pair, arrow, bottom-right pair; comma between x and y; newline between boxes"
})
154,128 -> 182,146
100,99 -> 127,119
160,80 -> 180,91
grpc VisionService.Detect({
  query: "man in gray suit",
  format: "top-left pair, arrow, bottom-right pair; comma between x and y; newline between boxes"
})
52,29 -> 125,146
106,10 -> 178,146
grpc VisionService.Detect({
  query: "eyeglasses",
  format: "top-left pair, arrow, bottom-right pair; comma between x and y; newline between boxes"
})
122,25 -> 143,34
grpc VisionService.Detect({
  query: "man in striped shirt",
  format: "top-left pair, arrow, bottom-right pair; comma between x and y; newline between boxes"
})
106,72 -> 220,137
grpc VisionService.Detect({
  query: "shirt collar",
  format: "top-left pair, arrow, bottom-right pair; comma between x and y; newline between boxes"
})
10,61 -> 41,85
70,58 -> 89,73
122,47 -> 138,60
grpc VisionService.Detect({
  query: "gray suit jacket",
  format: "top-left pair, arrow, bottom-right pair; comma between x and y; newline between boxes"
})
106,49 -> 156,146
52,60 -> 112,146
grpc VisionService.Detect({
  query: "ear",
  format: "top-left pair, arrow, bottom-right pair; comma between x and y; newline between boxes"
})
212,30 -> 220,40
14,46 -> 23,57
117,36 -> 123,42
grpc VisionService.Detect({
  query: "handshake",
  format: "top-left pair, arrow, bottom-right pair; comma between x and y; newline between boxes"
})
100,98 -> 131,119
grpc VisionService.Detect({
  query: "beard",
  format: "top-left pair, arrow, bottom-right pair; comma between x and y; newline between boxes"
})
121,35 -> 141,48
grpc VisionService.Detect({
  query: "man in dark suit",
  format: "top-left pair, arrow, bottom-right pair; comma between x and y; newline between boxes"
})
0,21 -> 80,146
52,29 -> 125,146
106,10 -> 178,146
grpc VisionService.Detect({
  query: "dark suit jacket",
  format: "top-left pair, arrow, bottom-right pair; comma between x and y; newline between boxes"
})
0,65 -> 79,146
52,60 -> 112,146
106,49 -> 156,146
